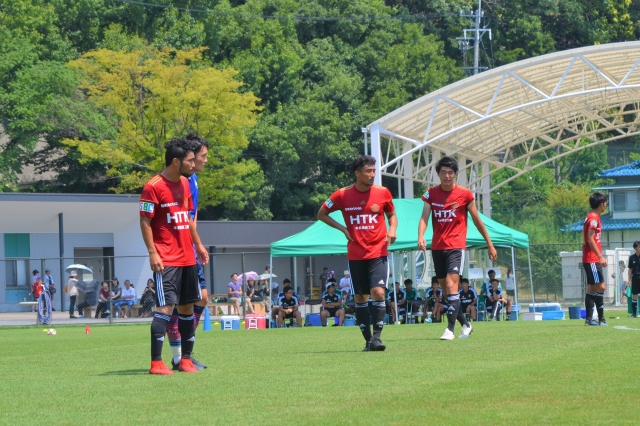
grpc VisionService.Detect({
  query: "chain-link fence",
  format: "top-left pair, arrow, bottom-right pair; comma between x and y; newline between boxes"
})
0,242 -> 632,325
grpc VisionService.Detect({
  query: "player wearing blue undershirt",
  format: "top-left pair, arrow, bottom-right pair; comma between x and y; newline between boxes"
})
167,133 -> 209,371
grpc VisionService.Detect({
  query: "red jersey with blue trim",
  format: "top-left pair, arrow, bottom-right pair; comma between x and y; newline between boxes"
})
323,184 -> 395,260
140,174 -> 196,267
422,185 -> 475,250
582,212 -> 602,263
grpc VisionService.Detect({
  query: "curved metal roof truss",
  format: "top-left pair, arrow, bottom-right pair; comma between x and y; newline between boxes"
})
367,42 -> 640,195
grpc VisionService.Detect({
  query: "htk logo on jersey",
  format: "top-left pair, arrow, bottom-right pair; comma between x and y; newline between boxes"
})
167,211 -> 190,224
349,214 -> 378,225
433,209 -> 456,218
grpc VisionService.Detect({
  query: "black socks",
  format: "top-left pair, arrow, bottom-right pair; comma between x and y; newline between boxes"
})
371,300 -> 385,340
355,302 -> 372,343
593,293 -> 604,322
151,313 -> 170,361
446,295 -> 461,332
585,293 -> 595,320
178,314 -> 195,359
633,299 -> 638,316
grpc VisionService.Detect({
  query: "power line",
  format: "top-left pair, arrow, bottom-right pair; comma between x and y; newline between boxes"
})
109,0 -> 459,21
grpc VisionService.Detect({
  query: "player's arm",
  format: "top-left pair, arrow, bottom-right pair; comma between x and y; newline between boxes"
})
317,206 -> 352,242
468,200 -> 497,261
418,202 -> 431,251
386,209 -> 397,245
628,257 -> 633,284
189,216 -> 209,265
140,216 -> 163,273
587,228 -> 607,267
321,297 -> 330,309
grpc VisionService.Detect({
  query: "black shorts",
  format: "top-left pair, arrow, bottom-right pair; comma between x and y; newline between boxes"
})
432,250 -> 465,279
282,311 -> 295,319
154,265 -> 201,307
583,263 -> 604,285
348,257 -> 388,295
325,307 -> 341,317
632,278 -> 640,295
461,302 -> 473,312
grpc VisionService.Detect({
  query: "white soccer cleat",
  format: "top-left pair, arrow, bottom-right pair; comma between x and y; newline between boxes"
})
440,328 -> 455,341
459,324 -> 473,339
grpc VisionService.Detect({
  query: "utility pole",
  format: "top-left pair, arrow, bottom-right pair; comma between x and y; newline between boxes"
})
457,0 -> 491,76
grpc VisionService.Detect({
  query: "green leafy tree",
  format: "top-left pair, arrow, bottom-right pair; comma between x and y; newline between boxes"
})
63,46 -> 264,213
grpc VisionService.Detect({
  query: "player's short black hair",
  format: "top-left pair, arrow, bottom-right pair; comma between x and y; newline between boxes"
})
431,276 -> 439,285
490,278 -> 499,284
589,192 -> 608,209
283,286 -> 293,294
461,278 -> 469,285
353,155 -> 376,172
283,278 -> 291,284
230,273 -> 237,278
404,279 -> 413,285
488,269 -> 495,275
634,241 -> 640,249
435,156 -> 458,174
327,277 -> 336,283
164,138 -> 194,166
185,132 -> 209,154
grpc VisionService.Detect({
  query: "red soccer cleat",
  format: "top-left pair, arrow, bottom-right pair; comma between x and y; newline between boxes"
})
149,360 -> 174,375
178,358 -> 198,373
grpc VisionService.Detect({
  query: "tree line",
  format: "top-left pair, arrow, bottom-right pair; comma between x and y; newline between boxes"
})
1,0 -> 639,237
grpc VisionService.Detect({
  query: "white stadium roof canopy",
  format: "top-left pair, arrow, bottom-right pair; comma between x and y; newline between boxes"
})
365,41 -> 640,213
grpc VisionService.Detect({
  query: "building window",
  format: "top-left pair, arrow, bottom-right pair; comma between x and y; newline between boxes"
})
5,259 -> 28,286
613,192 -> 627,211
612,191 -> 640,212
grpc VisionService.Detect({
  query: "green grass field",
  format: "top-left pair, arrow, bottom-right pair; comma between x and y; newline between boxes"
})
1,318 -> 638,425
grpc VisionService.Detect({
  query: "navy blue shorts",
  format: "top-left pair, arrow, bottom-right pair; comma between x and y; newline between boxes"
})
583,263 -> 604,285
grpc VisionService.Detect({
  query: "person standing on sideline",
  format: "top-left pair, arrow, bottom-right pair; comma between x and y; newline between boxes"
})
317,155 -> 397,351
166,133 -> 210,371
418,156 -> 497,340
339,270 -> 352,302
626,241 -> 640,318
582,192 -> 608,326
67,271 -> 79,318
44,269 -> 56,311
140,137 -> 209,375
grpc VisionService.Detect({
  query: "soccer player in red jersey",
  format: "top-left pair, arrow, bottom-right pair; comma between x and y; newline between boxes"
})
317,155 -> 397,351
418,156 -> 497,340
582,192 -> 608,326
140,138 -> 210,375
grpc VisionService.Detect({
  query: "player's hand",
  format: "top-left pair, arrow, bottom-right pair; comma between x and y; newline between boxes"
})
149,252 -> 164,273
342,228 -> 353,242
387,231 -> 396,246
196,243 -> 209,265
418,237 -> 427,251
599,256 -> 608,267
487,246 -> 498,262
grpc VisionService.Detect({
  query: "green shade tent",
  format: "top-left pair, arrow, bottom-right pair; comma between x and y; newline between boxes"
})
270,198 -> 528,258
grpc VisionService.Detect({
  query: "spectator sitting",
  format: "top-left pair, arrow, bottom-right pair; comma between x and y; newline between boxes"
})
114,279 -> 136,318
458,278 -> 477,321
481,270 -> 501,298
227,273 -> 242,315
321,280 -> 344,326
244,278 -> 257,314
95,281 -> 111,318
424,276 -> 445,323
139,278 -> 156,317
277,286 -> 301,327
404,279 -> 420,317
111,278 -> 122,308
272,279 -> 296,321
388,281 -> 406,323
339,270 -> 352,302
487,279 -> 512,321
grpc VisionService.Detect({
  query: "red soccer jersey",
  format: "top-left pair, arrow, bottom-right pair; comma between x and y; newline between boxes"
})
582,212 -> 602,263
422,185 -> 475,250
32,282 -> 43,298
323,184 -> 395,260
140,174 -> 196,267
